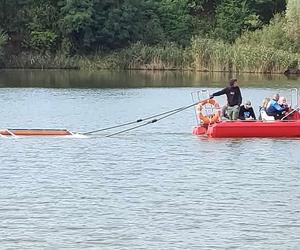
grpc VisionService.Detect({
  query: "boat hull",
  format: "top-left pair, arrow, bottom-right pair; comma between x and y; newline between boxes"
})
0,129 -> 73,136
193,121 -> 300,138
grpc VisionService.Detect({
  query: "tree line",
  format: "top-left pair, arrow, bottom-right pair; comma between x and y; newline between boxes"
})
0,0 -> 299,73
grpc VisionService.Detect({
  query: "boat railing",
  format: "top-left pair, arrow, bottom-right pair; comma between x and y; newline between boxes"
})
191,88 -> 300,124
191,89 -> 211,124
275,88 -> 298,108
278,88 -> 300,120
281,106 -> 300,121
280,88 -> 299,109
289,88 -> 298,108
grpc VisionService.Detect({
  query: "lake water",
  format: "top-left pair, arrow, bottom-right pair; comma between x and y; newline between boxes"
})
0,69 -> 300,249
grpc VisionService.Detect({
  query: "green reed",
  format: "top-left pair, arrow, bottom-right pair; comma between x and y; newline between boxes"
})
3,38 -> 299,74
191,36 -> 299,74
5,52 -> 78,69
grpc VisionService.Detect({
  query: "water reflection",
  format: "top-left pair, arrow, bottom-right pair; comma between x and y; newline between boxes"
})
0,69 -> 299,88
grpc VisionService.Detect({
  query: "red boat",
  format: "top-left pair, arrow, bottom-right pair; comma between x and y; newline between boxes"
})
191,89 -> 300,138
193,120 -> 300,138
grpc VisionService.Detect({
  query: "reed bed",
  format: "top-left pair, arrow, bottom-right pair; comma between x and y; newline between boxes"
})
232,44 -> 300,73
78,42 -> 192,71
5,52 -> 78,69
3,38 -> 299,74
190,37 -> 233,72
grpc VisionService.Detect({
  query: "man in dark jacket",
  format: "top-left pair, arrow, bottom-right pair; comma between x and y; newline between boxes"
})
210,78 -> 242,120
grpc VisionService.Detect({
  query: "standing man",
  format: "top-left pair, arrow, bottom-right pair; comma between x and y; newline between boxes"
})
210,78 -> 242,120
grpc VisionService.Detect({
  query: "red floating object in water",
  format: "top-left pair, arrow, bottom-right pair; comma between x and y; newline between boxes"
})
0,129 -> 73,136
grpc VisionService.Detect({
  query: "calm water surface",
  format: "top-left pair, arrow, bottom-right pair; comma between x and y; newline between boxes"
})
0,70 -> 300,249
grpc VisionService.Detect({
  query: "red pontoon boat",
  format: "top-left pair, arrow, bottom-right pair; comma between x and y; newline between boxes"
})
191,89 -> 300,138
193,120 -> 300,138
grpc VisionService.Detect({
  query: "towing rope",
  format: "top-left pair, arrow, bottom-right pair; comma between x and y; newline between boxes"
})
83,100 -> 206,137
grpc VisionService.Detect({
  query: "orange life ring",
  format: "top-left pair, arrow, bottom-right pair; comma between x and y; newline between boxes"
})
196,99 -> 220,125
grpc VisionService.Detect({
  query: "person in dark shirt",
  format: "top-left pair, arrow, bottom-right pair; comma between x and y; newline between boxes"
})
239,100 -> 256,120
210,78 -> 242,120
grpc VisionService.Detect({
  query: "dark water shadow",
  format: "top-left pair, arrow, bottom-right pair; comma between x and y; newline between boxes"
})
1,69 -> 300,88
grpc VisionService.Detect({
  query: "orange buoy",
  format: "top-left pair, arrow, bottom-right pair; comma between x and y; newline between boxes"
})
196,99 -> 220,125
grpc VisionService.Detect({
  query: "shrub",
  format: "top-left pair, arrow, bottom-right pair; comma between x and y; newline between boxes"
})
30,31 -> 58,53
235,14 -> 297,52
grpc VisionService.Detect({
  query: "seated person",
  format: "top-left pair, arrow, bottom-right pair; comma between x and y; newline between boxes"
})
259,97 -> 270,112
258,97 -> 273,120
278,96 -> 296,120
266,94 -> 287,120
278,96 -> 289,110
238,100 -> 256,120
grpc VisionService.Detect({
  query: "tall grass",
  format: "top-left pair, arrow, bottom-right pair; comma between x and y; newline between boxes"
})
3,40 -> 299,74
2,19 -> 300,74
190,37 -> 233,72
232,44 -> 299,73
5,52 -> 78,69
190,36 -> 299,74
78,42 -> 192,71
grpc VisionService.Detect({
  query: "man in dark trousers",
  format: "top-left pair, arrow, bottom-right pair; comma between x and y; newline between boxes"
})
210,78 -> 242,120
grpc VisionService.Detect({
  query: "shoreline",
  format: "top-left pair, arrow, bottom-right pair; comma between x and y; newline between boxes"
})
2,39 -> 299,75
1,66 -> 299,75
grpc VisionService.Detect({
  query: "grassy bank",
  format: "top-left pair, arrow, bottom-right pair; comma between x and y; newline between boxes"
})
5,52 -> 79,69
3,38 -> 300,74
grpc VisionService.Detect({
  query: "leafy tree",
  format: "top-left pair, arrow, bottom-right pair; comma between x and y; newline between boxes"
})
185,0 -> 219,37
25,1 -> 60,53
0,0 -> 32,53
0,0 -> 294,58
59,0 -> 95,54
213,0 -> 257,43
253,0 -> 286,23
28,2 -> 60,31
187,0 -> 221,16
158,0 -> 193,46
236,14 -> 297,52
286,0 -> 300,49
29,31 -> 58,53
94,0 -> 164,50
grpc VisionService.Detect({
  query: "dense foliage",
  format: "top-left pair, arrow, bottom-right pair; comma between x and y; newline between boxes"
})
0,0 -> 299,73
286,0 -> 300,50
